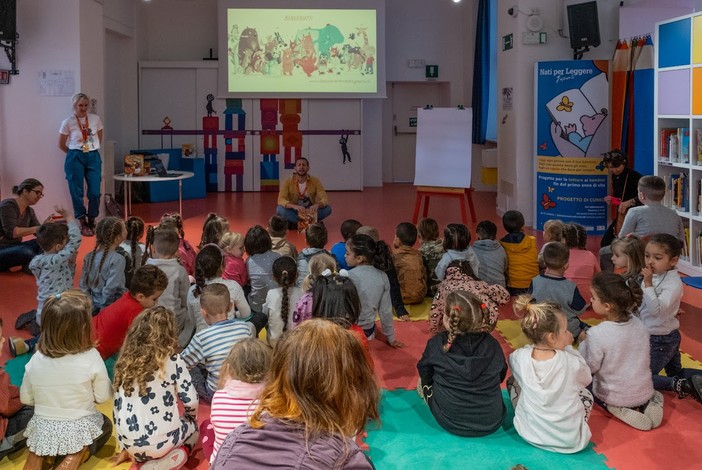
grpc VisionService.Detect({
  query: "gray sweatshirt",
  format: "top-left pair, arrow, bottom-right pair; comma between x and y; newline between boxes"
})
472,239 -> 507,286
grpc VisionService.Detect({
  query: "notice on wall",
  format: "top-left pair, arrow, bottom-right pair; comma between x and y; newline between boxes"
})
534,60 -> 610,233
37,70 -> 75,97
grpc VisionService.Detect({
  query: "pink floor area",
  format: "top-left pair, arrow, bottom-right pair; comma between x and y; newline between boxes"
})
1,185 -> 702,469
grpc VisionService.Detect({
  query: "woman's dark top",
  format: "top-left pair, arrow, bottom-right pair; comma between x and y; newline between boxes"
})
0,199 -> 39,247
612,167 -> 642,207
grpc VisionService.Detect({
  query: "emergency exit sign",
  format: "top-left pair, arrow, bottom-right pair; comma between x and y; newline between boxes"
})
425,65 -> 439,79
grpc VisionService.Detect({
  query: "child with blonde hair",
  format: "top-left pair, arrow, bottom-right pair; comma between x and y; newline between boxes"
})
211,320 -> 378,469
610,234 -> 646,281
580,272 -> 664,430
292,252 -> 337,328
80,216 -> 128,313
219,231 -> 248,287
264,257 -> 303,347
208,339 -> 272,464
199,213 -> 229,249
509,296 -> 593,453
429,260 -> 509,334
113,306 -> 198,469
20,290 -> 112,469
417,290 -> 507,436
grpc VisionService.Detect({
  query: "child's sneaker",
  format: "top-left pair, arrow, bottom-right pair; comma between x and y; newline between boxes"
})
141,446 -> 188,470
8,337 -> 30,357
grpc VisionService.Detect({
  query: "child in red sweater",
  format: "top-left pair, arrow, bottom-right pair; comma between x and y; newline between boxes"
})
92,265 -> 168,359
0,319 -> 33,460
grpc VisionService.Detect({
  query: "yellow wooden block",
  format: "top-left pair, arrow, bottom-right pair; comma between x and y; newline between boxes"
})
481,167 -> 498,185
693,15 -> 702,64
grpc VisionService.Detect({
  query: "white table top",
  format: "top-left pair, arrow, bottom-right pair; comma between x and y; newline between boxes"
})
113,171 -> 194,182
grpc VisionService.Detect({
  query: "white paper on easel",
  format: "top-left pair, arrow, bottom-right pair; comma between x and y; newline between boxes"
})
414,107 -> 472,188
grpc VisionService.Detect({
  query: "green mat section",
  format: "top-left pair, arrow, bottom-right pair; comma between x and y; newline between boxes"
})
366,389 -> 609,470
4,352 -> 118,387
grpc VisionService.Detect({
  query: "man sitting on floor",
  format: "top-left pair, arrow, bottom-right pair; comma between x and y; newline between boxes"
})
276,157 -> 332,227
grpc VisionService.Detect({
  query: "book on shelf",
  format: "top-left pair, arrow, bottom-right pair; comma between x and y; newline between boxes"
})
659,127 -> 690,163
697,129 -> 702,164
697,231 -> 702,265
666,173 -> 689,211
698,179 -> 702,214
682,227 -> 690,260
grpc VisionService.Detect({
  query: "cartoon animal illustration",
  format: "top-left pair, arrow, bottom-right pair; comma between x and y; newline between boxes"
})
300,33 -> 316,59
343,45 -> 365,72
550,108 -> 609,157
238,27 -> 261,73
228,24 -> 240,68
357,26 -> 376,67
299,55 -> 318,77
282,48 -> 294,76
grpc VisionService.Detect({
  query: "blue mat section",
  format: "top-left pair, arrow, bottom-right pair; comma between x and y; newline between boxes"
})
682,277 -> 702,289
366,389 -> 609,470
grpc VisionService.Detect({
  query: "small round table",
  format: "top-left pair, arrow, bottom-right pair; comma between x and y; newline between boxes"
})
113,171 -> 194,220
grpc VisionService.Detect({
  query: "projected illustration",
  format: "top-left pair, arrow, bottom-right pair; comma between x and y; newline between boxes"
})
226,9 -> 377,93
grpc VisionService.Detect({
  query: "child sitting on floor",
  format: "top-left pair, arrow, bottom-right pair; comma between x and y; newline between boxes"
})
429,260 -> 509,334
330,219 -> 362,270
207,339 -> 272,464
563,222 -> 600,301
159,213 -> 197,278
418,218 -> 444,297
417,290 -> 507,437
346,234 -> 405,348
610,234 -> 646,281
119,216 -> 145,274
292,253 -> 337,328
579,272 -> 664,431
219,231 -> 249,288
199,213 -> 229,250
0,318 -> 33,460
92,264 -> 168,360
529,242 -> 588,342
29,206 -> 81,326
509,296 -> 592,454
500,210 -> 539,295
268,215 -> 298,259
21,290 -> 113,469
435,223 -> 480,282
538,219 -> 565,271
182,283 -> 255,403
188,244 -> 253,334
393,222 -> 427,305
113,306 -> 199,469
264,256 -> 303,347
80,216 -> 128,313
244,225 -> 280,333
296,222 -> 332,287
145,227 -> 191,348
472,220 -> 507,287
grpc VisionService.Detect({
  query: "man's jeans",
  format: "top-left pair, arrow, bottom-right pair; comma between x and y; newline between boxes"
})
276,205 -> 332,224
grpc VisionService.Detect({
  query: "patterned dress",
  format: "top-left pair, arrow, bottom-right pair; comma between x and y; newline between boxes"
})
429,266 -> 510,333
113,355 -> 199,462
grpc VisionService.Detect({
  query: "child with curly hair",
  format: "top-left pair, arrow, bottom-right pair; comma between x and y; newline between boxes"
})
113,306 -> 199,469
429,260 -> 509,334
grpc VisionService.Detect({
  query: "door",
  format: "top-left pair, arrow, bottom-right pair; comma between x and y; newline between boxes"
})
391,82 -> 449,182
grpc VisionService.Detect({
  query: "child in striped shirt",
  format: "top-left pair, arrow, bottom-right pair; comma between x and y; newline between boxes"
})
181,283 -> 255,403
208,339 -> 272,464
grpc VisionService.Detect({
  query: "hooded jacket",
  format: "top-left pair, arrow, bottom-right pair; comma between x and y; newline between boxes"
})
509,345 -> 592,453
472,239 -> 507,287
417,331 -> 507,437
500,233 -> 539,289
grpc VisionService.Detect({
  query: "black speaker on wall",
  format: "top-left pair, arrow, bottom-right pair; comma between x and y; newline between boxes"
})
0,0 -> 17,42
567,1 -> 601,51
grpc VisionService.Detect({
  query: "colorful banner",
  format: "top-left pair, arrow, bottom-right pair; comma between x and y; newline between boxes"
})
534,60 -> 610,234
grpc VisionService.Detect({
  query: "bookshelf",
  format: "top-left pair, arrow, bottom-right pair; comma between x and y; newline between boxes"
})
655,13 -> 702,275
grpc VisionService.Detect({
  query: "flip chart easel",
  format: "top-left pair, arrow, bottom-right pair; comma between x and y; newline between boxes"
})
412,186 -> 476,225
413,107 -> 474,224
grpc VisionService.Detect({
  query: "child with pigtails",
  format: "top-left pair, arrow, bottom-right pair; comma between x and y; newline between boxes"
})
416,290 -> 507,437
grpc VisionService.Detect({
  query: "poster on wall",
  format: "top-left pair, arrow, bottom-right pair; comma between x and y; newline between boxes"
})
534,60 -> 610,234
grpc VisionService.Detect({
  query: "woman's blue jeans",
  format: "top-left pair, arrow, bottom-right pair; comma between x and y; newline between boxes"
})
65,149 -> 102,219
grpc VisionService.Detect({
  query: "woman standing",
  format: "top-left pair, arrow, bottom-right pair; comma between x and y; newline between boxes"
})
58,92 -> 103,237
600,149 -> 642,247
0,178 -> 45,272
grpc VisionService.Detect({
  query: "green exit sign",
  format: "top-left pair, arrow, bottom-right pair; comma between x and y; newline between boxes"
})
425,65 -> 439,79
409,117 -> 417,127
503,33 -> 513,51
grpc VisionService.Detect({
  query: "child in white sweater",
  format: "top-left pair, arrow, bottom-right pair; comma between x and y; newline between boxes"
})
509,295 -> 592,454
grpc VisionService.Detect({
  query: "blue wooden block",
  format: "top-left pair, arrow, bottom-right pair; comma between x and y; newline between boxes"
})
659,18 -> 691,68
